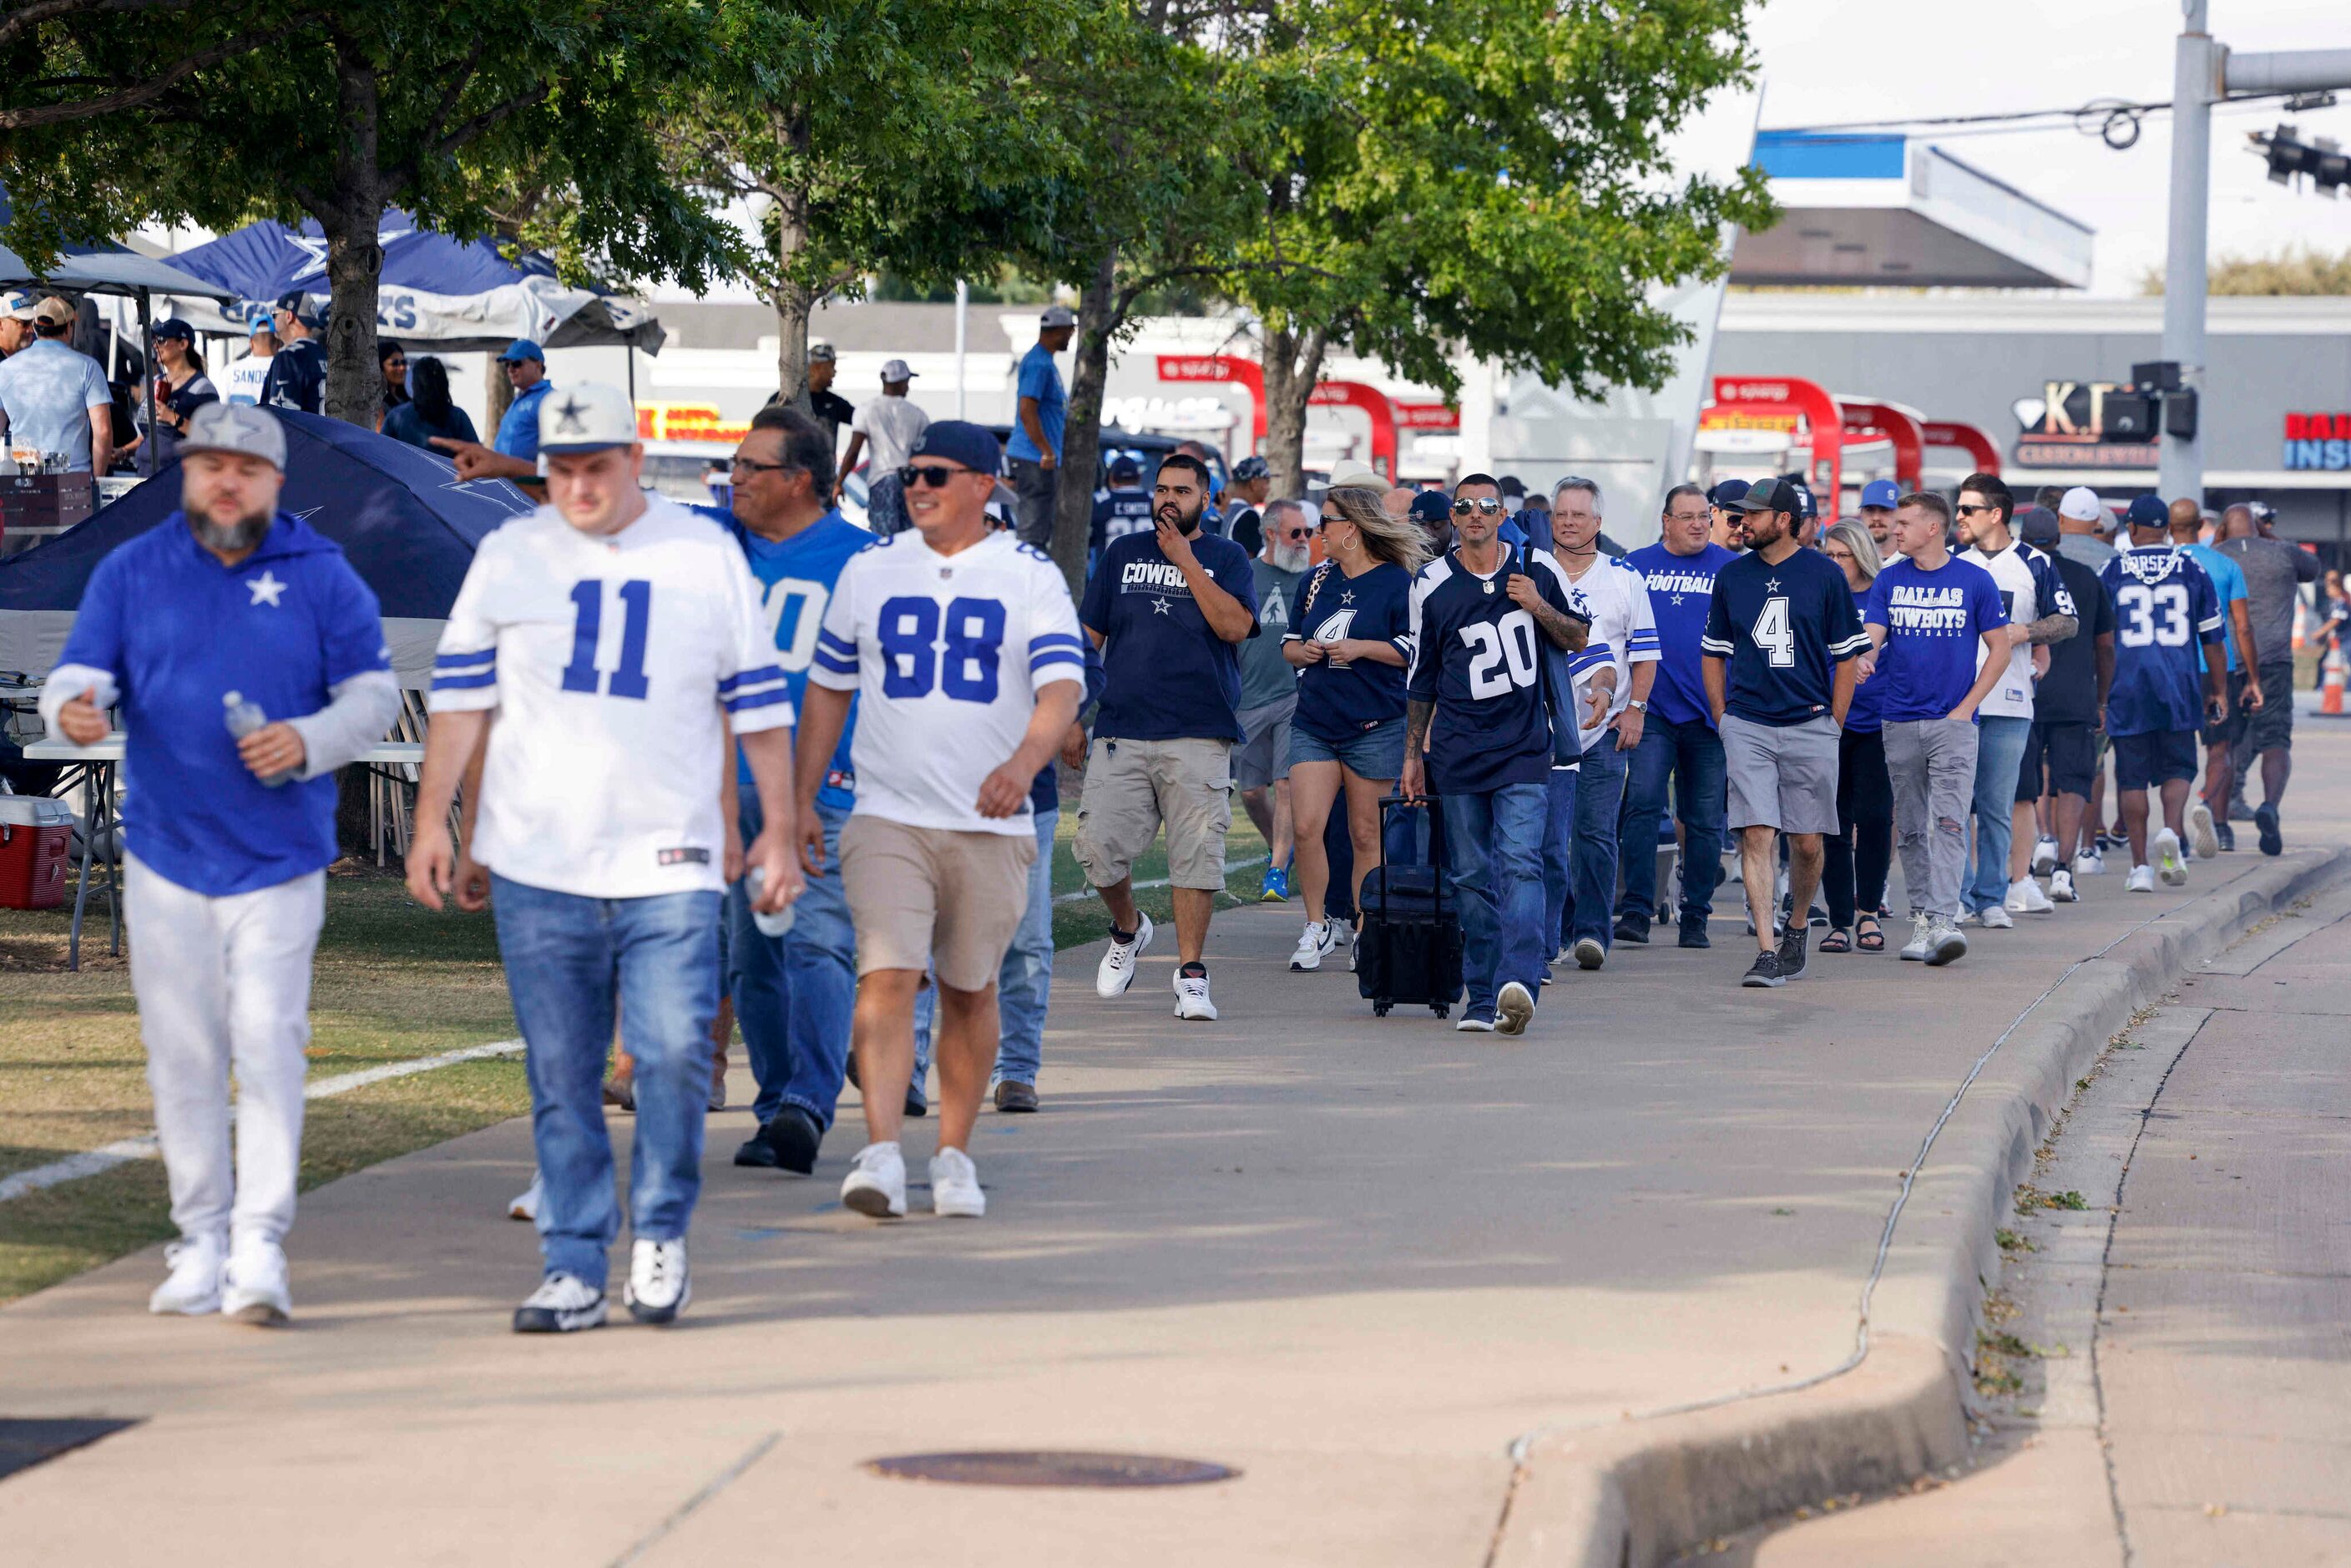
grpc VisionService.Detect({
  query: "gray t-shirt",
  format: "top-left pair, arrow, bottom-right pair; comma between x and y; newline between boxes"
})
1239,556 -> 1307,711
2055,532 -> 2115,571
2218,534 -> 2318,670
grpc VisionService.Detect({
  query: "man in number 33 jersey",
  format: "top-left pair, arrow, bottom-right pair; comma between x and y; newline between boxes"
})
410,383 -> 805,1337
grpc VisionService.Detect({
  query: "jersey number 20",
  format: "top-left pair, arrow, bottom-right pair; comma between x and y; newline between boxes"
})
1460,610 -> 1540,699
878,595 -> 1006,702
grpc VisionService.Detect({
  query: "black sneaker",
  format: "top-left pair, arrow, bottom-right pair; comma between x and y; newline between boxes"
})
733,1130 -> 782,1169
2255,802 -> 2282,857
993,1080 -> 1039,1113
2215,821 -> 2237,852
1613,914 -> 1651,945
1678,919 -> 1711,950
1741,950 -> 1786,988
903,1085 -> 928,1118
1777,925 -> 1808,982
757,1104 -> 822,1175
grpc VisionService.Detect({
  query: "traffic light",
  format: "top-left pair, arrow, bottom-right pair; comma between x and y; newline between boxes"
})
2254,124 -> 2349,196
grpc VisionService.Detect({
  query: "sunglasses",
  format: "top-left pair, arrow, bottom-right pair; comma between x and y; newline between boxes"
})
731,456 -> 795,476
1452,498 -> 1504,516
1280,526 -> 1313,540
1954,503 -> 1995,517
898,463 -> 971,488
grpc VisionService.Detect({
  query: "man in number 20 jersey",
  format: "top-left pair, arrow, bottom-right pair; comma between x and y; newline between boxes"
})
412,383 -> 803,1336
2099,503 -> 2225,891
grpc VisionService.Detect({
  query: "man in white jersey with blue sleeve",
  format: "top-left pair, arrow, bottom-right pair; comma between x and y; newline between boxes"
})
793,419 -> 1084,1222
407,383 -> 803,1335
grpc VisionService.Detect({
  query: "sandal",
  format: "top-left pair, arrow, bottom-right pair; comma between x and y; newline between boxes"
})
1818,927 -> 1853,954
1856,915 -> 1885,953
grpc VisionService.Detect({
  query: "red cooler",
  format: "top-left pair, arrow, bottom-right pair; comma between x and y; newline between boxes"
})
0,797 -> 73,910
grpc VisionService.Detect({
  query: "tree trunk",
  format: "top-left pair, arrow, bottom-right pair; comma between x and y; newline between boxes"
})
484,357 -> 513,433
766,110 -> 817,412
771,271 -> 812,413
1261,319 -> 1327,498
1049,253 -> 1119,599
317,45 -> 386,429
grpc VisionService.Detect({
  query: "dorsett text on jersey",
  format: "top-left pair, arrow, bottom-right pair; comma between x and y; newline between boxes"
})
1120,559 -> 1196,594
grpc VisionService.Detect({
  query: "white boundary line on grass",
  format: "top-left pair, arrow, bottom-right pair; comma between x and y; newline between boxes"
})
1050,854 -> 1271,906
0,1038 -> 525,1206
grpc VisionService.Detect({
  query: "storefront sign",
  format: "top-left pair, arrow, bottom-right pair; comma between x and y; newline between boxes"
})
636,402 -> 749,446
2012,379 -> 2158,469
2284,412 -> 2351,471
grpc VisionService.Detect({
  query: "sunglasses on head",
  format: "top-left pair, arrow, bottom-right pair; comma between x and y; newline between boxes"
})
1452,497 -> 1504,516
898,463 -> 970,488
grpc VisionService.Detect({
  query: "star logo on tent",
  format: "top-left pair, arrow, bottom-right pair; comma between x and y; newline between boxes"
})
246,570 -> 288,607
552,396 -> 591,435
286,222 -> 412,282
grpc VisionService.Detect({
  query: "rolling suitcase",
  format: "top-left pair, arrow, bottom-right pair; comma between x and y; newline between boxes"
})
1356,795 -> 1463,1018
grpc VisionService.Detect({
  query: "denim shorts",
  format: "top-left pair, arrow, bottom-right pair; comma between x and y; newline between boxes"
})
1287,714 -> 1408,780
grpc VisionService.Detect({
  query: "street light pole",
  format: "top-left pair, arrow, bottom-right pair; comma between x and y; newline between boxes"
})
2158,0 -> 2217,503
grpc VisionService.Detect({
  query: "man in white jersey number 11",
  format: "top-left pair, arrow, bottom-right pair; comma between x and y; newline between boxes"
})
793,420 -> 1084,1222
408,383 -> 805,1335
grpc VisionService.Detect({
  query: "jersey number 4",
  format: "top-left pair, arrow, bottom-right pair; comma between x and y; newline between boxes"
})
878,594 -> 1006,702
2116,582 -> 2190,648
1460,610 -> 1540,700
562,579 -> 652,700
1750,595 -> 1796,668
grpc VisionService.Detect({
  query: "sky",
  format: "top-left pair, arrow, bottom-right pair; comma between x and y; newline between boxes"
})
1749,0 -> 2351,294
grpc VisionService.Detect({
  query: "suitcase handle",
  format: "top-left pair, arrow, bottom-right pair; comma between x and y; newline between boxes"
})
1373,793 -> 1444,923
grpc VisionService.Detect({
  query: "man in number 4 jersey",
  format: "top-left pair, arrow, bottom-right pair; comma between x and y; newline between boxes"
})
411,383 -> 805,1335
796,421 -> 1084,1222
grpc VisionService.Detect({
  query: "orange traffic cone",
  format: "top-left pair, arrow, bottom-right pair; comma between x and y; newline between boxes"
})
2323,645 -> 2347,717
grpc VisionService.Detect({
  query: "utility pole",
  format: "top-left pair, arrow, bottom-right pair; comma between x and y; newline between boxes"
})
2160,2 -> 2351,500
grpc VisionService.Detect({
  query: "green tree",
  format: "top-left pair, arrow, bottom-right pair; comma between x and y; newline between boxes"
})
3,2 -> 736,427
2140,245 -> 2351,296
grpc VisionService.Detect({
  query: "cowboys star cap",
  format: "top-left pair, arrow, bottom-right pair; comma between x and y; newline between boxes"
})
2123,494 -> 2170,530
2057,485 -> 2104,524
1860,478 -> 1901,509
179,402 -> 287,470
537,382 -> 639,454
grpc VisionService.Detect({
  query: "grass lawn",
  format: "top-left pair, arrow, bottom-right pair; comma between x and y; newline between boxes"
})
1,812 -> 1278,1302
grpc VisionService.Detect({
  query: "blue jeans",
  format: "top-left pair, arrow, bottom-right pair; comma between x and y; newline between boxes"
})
1966,716 -> 2033,914
728,793 -> 857,1129
491,874 -> 721,1291
1440,782 -> 1549,1020
1545,734 -> 1629,950
1615,715 -> 1727,928
913,807 -> 1058,1090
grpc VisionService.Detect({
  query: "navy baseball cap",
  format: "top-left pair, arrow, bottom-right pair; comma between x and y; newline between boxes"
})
1735,477 -> 1805,515
1232,455 -> 1270,482
1784,479 -> 1818,520
908,419 -> 1001,474
152,317 -> 196,342
1408,489 -> 1453,524
1860,478 -> 1901,509
272,291 -> 322,327
1707,478 -> 1749,508
2124,494 -> 2169,530
497,337 -> 545,365
2017,505 -> 2062,549
1108,455 -> 1141,482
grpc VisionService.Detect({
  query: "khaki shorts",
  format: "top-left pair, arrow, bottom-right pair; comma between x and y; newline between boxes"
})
839,815 -> 1038,993
1073,736 -> 1234,892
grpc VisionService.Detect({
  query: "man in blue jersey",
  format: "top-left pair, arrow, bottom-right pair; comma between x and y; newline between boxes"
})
1614,483 -> 1737,948
1402,492 -> 1590,1035
2167,498 -> 2260,854
720,406 -> 874,1174
1089,454 -> 1154,570
2102,503 -> 2227,892
1702,478 -> 1870,989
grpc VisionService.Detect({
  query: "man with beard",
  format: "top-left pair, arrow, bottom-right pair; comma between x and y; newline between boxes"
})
42,404 -> 401,1324
1235,498 -> 1313,903
1077,453 -> 1259,1020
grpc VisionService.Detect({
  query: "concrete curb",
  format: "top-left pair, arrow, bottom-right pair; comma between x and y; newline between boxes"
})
1491,843 -> 2351,1568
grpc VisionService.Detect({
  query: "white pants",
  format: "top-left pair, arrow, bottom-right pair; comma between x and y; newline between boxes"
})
124,854 -> 326,1248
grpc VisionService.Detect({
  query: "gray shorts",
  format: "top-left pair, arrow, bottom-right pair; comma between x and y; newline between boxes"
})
1722,712 -> 1843,836
1232,695 -> 1297,792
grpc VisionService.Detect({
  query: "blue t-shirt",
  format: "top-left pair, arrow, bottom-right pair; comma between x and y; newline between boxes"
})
1080,528 -> 1259,742
1405,546 -> 1589,795
726,509 -> 872,809
1005,344 -> 1066,463
55,513 -> 391,895
1287,559 -> 1415,743
2181,542 -> 2247,671
1621,541 -> 1737,730
2100,547 -> 2224,737
1701,547 -> 1869,726
495,380 -> 551,461
0,339 -> 112,471
1860,555 -> 2008,724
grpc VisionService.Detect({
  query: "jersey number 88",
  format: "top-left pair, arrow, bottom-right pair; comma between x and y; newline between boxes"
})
878,594 -> 1007,702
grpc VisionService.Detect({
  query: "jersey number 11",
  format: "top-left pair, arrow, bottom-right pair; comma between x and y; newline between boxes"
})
563,579 -> 654,700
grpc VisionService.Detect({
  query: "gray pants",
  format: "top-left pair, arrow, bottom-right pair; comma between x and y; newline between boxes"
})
1008,458 -> 1057,549
1883,718 -> 1979,920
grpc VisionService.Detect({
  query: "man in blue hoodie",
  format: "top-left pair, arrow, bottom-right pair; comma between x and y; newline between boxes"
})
42,403 -> 401,1326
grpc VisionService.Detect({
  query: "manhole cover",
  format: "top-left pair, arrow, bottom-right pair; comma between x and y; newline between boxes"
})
866,1449 -> 1238,1488
0,1418 -> 140,1483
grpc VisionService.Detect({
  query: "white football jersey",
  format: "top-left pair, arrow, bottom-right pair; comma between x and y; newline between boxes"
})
428,497 -> 790,898
1555,552 -> 1660,752
811,529 -> 1083,835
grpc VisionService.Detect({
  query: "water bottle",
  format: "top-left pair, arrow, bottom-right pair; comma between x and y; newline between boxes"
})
222,691 -> 294,788
745,864 -> 796,938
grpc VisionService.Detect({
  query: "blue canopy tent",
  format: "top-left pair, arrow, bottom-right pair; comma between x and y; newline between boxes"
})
0,412 -> 535,687
164,210 -> 663,357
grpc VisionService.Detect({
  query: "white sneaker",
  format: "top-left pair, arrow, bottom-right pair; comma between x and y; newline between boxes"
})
2155,827 -> 2188,887
1953,908 -> 1978,928
1494,980 -> 1535,1037
148,1232 -> 225,1316
2050,868 -> 2078,903
221,1237 -> 291,1327
1571,937 -> 1605,970
2126,863 -> 2156,893
508,1171 -> 542,1222
2005,878 -> 2055,915
1455,1014 -> 1495,1033
624,1237 -> 690,1324
1925,918 -> 1969,967
1290,921 -> 1334,972
2073,848 -> 2105,876
1978,904 -> 2015,930
2187,802 -> 2218,860
2031,836 -> 2060,876
1172,967 -> 1219,1021
513,1272 -> 606,1334
841,1141 -> 908,1218
1095,911 -> 1153,997
1898,913 -> 1934,962
929,1147 -> 985,1218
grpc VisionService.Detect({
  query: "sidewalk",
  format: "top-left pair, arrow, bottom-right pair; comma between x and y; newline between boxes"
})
3,727 -> 2347,1565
